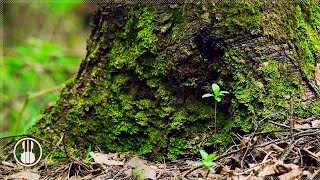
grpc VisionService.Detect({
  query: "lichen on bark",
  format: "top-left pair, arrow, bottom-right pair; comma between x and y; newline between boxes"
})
28,1 -> 320,159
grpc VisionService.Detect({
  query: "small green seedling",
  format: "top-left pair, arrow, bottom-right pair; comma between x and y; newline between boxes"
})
84,144 -> 92,163
202,83 -> 229,133
194,150 -> 217,179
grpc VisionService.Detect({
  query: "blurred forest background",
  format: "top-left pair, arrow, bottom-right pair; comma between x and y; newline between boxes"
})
1,2 -> 97,137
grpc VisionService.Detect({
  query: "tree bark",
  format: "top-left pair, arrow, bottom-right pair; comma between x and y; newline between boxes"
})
28,1 -> 320,159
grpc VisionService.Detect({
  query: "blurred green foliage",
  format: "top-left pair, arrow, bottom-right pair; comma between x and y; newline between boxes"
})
2,2 -> 90,137
3,38 -> 81,136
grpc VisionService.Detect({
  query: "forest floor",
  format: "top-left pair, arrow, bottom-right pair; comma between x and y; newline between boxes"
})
1,115 -> 320,180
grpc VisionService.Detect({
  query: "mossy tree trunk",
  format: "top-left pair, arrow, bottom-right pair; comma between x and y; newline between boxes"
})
29,1 -> 320,159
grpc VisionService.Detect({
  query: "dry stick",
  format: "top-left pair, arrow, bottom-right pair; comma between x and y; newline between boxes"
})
269,121 -> 303,132
12,84 -> 65,135
253,129 -> 289,136
212,129 -> 320,163
289,91 -> 294,141
280,92 -> 297,161
240,112 -> 284,170
295,147 -> 303,167
302,148 -> 320,163
184,114 -> 292,177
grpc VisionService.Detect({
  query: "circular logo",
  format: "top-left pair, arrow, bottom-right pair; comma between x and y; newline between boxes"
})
13,138 -> 42,167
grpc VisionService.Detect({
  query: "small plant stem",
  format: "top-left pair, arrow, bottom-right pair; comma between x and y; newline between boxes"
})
204,169 -> 210,180
214,100 -> 217,134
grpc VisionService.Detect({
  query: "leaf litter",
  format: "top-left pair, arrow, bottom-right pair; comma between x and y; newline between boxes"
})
1,115 -> 320,179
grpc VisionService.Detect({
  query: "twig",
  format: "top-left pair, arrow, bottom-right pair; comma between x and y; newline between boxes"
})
0,134 -> 30,141
253,129 -> 290,136
280,139 -> 298,160
212,129 -> 320,163
182,166 -> 201,178
240,112 -> 284,170
12,84 -> 65,135
295,147 -> 303,167
289,91 -> 294,141
269,121 -> 302,132
67,162 -> 73,180
302,148 -> 320,163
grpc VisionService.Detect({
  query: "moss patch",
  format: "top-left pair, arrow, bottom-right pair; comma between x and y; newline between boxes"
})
29,2 -> 319,160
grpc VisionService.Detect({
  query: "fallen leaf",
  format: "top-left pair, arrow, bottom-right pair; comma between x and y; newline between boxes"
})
127,157 -> 157,180
278,168 -> 303,180
303,170 -> 316,179
207,173 -> 224,179
127,156 -> 145,168
90,152 -> 124,166
274,160 -> 299,174
1,161 -> 16,168
9,170 -> 40,180
293,118 -> 305,124
315,63 -> 320,86
294,123 -> 310,129
258,164 -> 275,177
311,120 -> 320,127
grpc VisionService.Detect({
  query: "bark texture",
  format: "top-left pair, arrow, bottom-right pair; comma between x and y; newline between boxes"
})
29,1 -> 320,159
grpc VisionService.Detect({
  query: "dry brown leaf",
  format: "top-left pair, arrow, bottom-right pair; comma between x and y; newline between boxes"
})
278,168 -> 303,180
303,170 -> 316,179
127,157 -> 157,180
311,120 -> 320,127
293,118 -> 305,124
1,161 -> 16,168
220,166 -> 235,176
207,173 -> 224,179
9,170 -> 40,180
127,156 -> 145,168
315,63 -> 320,86
90,152 -> 124,166
294,123 -> 310,129
274,160 -> 299,174
232,173 -> 259,180
258,164 -> 275,177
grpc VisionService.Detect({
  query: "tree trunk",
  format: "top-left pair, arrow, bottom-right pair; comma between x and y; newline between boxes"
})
29,1 -> 320,159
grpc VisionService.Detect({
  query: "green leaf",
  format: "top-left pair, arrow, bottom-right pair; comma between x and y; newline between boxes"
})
215,97 -> 222,102
207,153 -> 217,161
208,167 -> 216,173
220,91 -> 229,94
199,150 -> 208,160
193,162 -> 204,167
212,83 -> 220,94
84,144 -> 92,163
204,161 -> 217,167
202,93 -> 214,98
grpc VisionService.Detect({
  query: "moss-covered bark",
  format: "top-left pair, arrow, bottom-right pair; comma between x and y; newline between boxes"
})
28,1 -> 320,159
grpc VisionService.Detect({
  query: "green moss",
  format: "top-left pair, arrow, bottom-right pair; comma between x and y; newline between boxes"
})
215,1 -> 262,34
29,2 -> 320,160
294,4 -> 320,79
108,7 -> 158,70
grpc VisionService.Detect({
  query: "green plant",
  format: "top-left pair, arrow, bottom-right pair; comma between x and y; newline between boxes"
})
202,83 -> 229,133
194,150 -> 217,179
84,144 -> 92,163
3,38 -> 81,136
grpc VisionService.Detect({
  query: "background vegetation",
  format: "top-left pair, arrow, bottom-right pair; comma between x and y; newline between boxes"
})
1,3 -> 96,137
